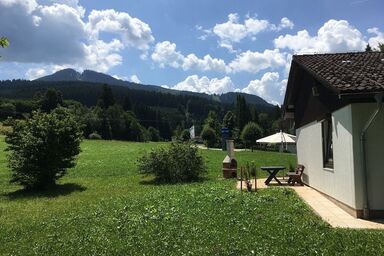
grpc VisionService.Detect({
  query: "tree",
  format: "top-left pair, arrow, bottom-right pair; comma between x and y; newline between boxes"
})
100,113 -> 112,140
0,37 -> 8,58
222,111 -> 235,138
123,95 -> 132,111
365,44 -> 373,52
235,95 -> 252,131
240,122 -> 263,151
180,129 -> 191,141
223,111 -> 235,130
258,113 -> 271,135
0,37 -> 9,48
0,102 -> 16,120
5,108 -> 82,190
378,42 -> 384,53
148,126 -> 161,142
98,84 -> 115,109
39,88 -> 63,112
250,107 -> 259,124
204,111 -> 221,134
201,126 -> 217,148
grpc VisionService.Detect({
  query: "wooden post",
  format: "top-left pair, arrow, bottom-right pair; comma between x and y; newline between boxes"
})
240,166 -> 243,192
254,166 -> 257,191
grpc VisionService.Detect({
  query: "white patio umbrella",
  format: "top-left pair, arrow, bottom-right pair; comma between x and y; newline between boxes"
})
256,130 -> 296,152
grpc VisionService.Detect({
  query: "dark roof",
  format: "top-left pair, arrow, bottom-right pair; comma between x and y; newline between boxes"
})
292,52 -> 384,93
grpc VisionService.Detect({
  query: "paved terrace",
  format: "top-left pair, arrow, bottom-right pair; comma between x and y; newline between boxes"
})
237,178 -> 384,229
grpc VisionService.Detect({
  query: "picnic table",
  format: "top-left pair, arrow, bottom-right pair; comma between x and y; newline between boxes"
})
260,166 -> 286,185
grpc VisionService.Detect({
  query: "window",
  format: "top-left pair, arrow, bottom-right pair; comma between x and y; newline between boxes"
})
322,117 -> 333,169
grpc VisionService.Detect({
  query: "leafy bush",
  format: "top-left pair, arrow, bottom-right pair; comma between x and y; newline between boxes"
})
137,142 -> 206,183
180,129 -> 191,141
147,127 -> 161,142
88,132 -> 102,140
200,126 -> 217,148
0,122 -> 12,135
5,107 -> 83,190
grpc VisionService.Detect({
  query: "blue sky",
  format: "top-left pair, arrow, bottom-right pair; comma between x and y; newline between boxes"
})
0,0 -> 383,104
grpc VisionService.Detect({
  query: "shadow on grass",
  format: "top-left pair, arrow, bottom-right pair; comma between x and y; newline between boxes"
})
4,183 -> 86,200
139,177 -> 209,186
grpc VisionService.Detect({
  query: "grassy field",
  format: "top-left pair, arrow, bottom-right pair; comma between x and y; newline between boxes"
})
1,138 -> 384,255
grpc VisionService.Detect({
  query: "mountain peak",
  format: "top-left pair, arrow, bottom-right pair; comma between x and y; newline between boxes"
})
36,68 -> 123,84
37,68 -> 81,81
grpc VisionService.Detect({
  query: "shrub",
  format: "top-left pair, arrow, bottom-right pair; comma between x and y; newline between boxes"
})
240,122 -> 263,150
200,126 -> 217,148
88,132 -> 102,140
0,121 -> 12,135
147,127 -> 161,142
137,142 -> 206,183
180,129 -> 191,141
5,107 -> 83,190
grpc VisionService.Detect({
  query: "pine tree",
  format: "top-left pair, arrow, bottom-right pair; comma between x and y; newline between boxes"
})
365,44 -> 372,52
235,95 -> 251,131
98,84 -> 115,109
123,95 -> 132,111
39,88 -> 63,113
378,43 -> 384,53
251,107 -> 259,123
204,111 -> 221,134
223,111 -> 235,131
100,113 -> 112,140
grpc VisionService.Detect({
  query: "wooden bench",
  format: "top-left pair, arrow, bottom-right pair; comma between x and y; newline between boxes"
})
287,165 -> 305,186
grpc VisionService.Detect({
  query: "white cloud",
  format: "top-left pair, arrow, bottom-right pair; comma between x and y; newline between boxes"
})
83,39 -> 124,72
229,49 -> 287,73
367,27 -> 384,49
275,17 -> 294,30
49,0 -> 85,16
201,13 -> 294,51
213,13 -> 249,43
151,41 -> 229,72
87,9 -> 154,50
25,64 -> 70,80
151,41 -> 287,74
0,0 -> 154,72
274,19 -> 366,53
130,74 -> 141,83
112,74 -> 128,80
26,68 -> 48,80
151,41 -> 183,68
173,75 -> 235,94
241,72 -> 287,104
1,0 -> 38,13
182,54 -> 229,73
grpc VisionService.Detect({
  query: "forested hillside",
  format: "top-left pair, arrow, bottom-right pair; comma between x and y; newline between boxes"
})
0,79 -> 282,143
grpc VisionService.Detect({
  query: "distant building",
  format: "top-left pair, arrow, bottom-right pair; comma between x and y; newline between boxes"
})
283,52 -> 384,219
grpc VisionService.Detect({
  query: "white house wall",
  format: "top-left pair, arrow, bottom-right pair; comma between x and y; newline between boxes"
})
351,103 -> 384,210
296,105 -> 356,209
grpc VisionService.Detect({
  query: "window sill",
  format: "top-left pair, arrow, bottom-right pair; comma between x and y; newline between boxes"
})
323,167 -> 334,172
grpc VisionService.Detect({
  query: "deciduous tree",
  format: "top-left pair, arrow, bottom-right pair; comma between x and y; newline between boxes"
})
240,122 -> 263,151
5,108 -> 82,190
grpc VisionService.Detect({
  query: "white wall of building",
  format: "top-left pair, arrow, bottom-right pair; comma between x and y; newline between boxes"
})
296,105 -> 356,209
351,103 -> 384,210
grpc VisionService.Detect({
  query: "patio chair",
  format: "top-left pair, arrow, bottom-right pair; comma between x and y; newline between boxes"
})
287,164 -> 305,186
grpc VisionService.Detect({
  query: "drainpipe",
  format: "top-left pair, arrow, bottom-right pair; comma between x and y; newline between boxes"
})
360,93 -> 384,219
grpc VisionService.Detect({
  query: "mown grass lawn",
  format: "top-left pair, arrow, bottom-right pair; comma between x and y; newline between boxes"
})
1,138 -> 384,255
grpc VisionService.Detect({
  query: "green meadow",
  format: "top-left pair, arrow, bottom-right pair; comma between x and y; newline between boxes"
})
1,138 -> 384,255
